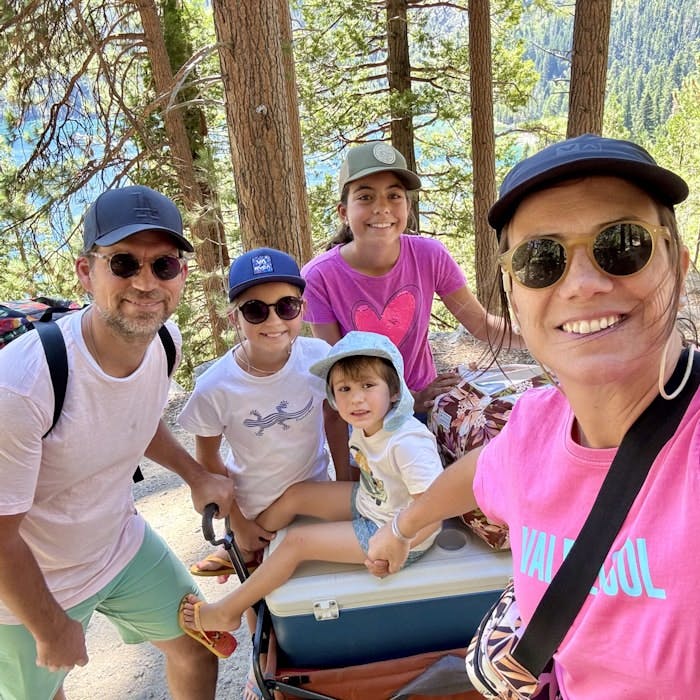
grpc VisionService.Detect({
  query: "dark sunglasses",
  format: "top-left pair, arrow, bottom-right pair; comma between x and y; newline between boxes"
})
499,220 -> 670,290
238,296 -> 303,324
88,251 -> 185,281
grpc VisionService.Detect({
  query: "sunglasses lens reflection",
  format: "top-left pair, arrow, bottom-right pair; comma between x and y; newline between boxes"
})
592,223 -> 653,277
109,253 -> 182,280
511,222 -> 655,289
276,296 -> 303,320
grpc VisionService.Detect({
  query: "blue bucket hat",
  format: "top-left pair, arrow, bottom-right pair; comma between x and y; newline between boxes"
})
228,247 -> 305,302
489,134 -> 689,237
310,331 -> 414,432
83,185 -> 193,252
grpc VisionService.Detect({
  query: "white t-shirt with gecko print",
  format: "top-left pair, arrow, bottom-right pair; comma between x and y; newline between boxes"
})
178,336 -> 331,518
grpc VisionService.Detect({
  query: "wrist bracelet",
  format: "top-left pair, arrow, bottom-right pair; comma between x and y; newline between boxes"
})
391,510 -> 411,543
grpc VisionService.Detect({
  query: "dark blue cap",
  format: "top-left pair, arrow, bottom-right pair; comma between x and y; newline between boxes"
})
489,134 -> 689,236
228,248 -> 305,302
83,185 -> 193,252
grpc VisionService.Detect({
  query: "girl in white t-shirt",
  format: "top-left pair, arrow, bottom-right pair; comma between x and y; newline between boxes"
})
178,248 -> 347,696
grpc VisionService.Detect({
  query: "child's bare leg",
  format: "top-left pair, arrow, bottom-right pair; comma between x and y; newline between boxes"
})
181,520 -> 365,632
257,481 -> 355,531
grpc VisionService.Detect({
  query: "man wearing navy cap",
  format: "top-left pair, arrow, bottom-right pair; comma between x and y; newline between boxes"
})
0,185 -> 234,699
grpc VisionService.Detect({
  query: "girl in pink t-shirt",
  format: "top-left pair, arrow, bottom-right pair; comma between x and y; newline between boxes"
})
302,142 -> 519,417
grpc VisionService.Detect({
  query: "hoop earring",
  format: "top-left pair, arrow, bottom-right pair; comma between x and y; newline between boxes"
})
658,336 -> 695,400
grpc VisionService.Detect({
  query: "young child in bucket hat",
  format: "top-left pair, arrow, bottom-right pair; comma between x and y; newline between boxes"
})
179,331 -> 444,640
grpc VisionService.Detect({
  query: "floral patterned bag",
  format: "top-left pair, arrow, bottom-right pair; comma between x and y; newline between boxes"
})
428,365 -> 549,549
465,581 -> 560,700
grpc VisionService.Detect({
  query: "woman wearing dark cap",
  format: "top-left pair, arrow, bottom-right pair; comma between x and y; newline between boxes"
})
368,134 -> 699,699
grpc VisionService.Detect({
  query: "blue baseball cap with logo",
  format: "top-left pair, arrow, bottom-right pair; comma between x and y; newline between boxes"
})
228,247 -> 305,302
83,184 -> 193,252
488,134 -> 689,237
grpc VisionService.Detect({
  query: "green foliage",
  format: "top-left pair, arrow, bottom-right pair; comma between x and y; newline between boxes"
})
515,0 -> 699,141
2,0 -> 698,356
293,0 -> 541,323
653,65 -> 700,264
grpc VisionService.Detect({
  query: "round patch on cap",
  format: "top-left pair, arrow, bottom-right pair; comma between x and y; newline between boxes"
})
373,143 -> 397,165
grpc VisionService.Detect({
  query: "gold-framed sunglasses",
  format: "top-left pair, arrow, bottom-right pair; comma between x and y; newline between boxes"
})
499,220 -> 670,290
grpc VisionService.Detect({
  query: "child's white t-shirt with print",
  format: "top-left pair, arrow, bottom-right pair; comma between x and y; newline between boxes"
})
178,336 -> 331,518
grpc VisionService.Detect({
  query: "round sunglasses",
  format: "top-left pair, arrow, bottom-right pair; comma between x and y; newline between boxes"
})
237,296 -> 303,324
499,220 -> 670,290
88,251 -> 185,281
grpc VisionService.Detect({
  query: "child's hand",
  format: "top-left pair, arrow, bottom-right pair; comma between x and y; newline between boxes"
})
413,370 -> 460,411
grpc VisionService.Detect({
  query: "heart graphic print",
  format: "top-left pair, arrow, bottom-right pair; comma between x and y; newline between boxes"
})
352,288 -> 417,348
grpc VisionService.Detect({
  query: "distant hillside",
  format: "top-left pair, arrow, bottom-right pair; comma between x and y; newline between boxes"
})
507,0 -> 699,138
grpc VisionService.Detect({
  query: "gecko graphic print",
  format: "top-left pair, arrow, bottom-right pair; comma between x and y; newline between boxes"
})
351,287 -> 418,349
243,398 -> 313,436
350,445 -> 386,506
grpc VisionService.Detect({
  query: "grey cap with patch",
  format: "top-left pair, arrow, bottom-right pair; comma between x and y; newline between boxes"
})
338,142 -> 422,195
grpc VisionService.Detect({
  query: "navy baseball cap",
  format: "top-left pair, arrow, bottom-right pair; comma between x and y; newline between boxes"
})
228,248 -> 305,302
83,185 -> 193,252
489,134 -> 689,236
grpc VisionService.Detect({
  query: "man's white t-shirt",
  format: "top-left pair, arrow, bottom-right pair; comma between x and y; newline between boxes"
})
0,309 -> 178,622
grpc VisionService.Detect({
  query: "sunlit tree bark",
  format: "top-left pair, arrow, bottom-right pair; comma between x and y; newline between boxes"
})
210,0 -> 311,262
137,0 -> 229,355
567,0 -> 612,137
469,0 -> 498,306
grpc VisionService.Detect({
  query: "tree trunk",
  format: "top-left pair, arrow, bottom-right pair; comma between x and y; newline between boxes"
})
211,0 -> 311,262
567,0 -> 612,137
136,0 -> 229,356
386,0 -> 419,227
468,0 -> 498,308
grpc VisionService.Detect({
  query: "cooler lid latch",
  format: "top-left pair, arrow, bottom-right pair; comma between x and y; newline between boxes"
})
313,599 -> 339,621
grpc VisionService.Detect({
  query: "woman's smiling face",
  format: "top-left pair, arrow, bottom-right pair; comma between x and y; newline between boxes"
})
504,176 -> 687,388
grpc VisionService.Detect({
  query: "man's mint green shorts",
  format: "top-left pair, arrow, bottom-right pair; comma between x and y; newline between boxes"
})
0,523 -> 202,700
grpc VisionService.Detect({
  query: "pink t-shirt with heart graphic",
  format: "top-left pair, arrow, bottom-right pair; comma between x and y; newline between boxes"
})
301,235 -> 466,392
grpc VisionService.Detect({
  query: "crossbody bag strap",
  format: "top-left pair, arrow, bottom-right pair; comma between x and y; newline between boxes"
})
513,347 -> 700,675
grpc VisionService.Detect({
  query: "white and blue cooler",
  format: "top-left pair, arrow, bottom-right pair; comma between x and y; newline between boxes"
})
264,518 -> 512,668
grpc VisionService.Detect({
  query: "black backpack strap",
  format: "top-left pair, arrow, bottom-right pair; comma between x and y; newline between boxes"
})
35,321 -> 68,438
158,324 -> 176,377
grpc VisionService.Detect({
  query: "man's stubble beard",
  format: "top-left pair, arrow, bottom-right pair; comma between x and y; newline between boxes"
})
93,300 -> 171,340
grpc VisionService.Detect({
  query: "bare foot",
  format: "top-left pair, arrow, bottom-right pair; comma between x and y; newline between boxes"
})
181,593 -> 243,634
190,547 -> 234,582
190,546 -> 261,583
